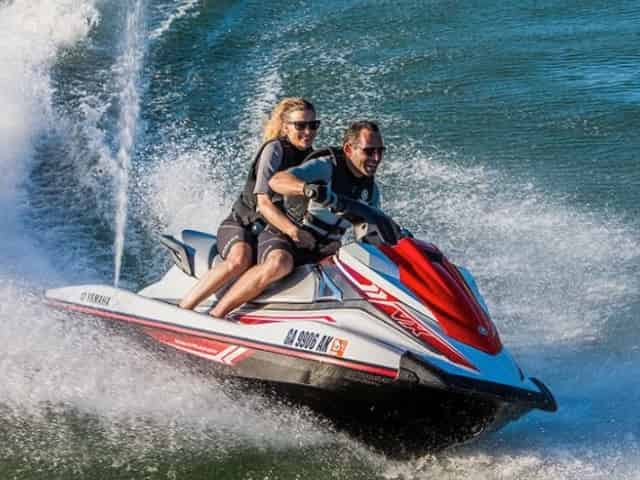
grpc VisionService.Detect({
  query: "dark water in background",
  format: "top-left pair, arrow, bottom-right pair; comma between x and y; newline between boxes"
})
1,0 -> 639,478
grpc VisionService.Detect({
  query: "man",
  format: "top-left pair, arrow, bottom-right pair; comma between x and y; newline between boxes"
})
267,120 -> 385,263
208,120 -> 385,318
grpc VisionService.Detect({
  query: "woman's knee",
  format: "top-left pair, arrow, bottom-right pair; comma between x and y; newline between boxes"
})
225,243 -> 253,273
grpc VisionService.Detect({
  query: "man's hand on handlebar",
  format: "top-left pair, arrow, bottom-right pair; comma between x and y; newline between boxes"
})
303,182 -> 337,207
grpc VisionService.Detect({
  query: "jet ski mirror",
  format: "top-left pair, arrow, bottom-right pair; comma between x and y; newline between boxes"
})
354,222 -> 385,245
333,196 -> 399,245
353,220 -> 413,245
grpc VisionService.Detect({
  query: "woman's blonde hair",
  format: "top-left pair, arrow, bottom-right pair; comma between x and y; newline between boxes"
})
263,97 -> 315,142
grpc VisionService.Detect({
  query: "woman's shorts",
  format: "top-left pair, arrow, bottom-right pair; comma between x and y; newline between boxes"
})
256,225 -> 296,264
216,215 -> 294,264
217,215 -> 339,266
216,213 -> 256,260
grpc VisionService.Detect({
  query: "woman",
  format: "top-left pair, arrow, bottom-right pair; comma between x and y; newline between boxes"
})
179,97 -> 319,317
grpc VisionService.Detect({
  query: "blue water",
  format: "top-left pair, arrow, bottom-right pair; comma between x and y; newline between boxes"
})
1,1 -> 639,478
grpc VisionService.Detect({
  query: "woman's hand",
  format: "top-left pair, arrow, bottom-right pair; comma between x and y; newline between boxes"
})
288,227 -> 316,250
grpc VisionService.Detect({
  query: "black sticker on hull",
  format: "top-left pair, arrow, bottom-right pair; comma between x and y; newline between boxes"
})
80,291 -> 112,307
283,328 -> 319,351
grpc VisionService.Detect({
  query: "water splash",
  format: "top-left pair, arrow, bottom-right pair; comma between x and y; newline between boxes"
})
0,0 -> 97,209
113,0 -> 145,287
0,0 -> 99,279
136,136 -> 233,236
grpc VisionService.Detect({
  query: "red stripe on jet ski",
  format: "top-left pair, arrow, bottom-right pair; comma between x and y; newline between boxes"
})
145,328 -> 255,365
47,300 -> 398,379
335,259 -> 478,372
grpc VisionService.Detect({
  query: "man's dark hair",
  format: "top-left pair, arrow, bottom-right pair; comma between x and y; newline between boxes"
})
342,120 -> 380,146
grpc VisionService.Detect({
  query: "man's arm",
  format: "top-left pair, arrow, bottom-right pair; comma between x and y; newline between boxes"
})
368,183 -> 411,240
268,170 -> 306,197
269,157 -> 333,197
370,183 -> 381,209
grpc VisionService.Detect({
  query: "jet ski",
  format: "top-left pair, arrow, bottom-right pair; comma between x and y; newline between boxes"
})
45,197 -> 556,455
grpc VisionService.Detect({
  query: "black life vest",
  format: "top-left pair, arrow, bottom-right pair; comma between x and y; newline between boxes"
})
232,137 -> 312,225
284,146 -> 375,239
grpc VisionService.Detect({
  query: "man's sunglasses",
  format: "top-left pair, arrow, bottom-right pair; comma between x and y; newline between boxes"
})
287,120 -> 321,131
358,146 -> 386,155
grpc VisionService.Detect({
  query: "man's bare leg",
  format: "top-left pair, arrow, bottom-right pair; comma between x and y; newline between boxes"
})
210,249 -> 294,318
179,242 -> 253,310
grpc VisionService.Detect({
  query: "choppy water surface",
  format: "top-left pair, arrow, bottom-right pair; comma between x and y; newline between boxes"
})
1,0 -> 638,478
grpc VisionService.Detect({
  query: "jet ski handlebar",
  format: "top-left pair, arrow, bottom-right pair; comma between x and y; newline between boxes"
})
333,195 -> 407,246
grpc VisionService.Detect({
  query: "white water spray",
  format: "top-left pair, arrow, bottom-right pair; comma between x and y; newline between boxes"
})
0,1 -> 95,209
113,0 -> 145,287
0,0 -> 99,279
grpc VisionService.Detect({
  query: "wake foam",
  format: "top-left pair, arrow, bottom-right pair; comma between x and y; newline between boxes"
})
382,147 -> 640,349
148,0 -> 199,41
0,284 -> 356,469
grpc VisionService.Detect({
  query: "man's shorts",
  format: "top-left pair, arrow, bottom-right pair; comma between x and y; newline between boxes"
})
216,213 -> 256,260
257,225 -> 340,265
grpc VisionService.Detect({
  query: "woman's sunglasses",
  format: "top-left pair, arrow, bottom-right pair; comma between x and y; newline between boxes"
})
287,120 -> 321,131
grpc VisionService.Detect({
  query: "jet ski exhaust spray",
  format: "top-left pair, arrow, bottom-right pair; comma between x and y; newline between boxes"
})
113,0 -> 145,287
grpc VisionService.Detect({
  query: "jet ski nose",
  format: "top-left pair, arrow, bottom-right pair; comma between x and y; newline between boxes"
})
381,238 -> 502,355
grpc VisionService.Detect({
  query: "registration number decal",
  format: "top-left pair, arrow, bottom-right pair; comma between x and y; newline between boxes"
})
283,328 -> 349,357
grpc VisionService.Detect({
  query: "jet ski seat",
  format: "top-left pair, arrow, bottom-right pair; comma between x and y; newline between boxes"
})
159,230 -> 341,305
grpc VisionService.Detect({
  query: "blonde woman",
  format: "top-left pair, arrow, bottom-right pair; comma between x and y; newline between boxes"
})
180,97 -> 320,317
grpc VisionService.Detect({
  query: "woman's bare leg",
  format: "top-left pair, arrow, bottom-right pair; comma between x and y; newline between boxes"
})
210,249 -> 294,318
178,242 -> 253,310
